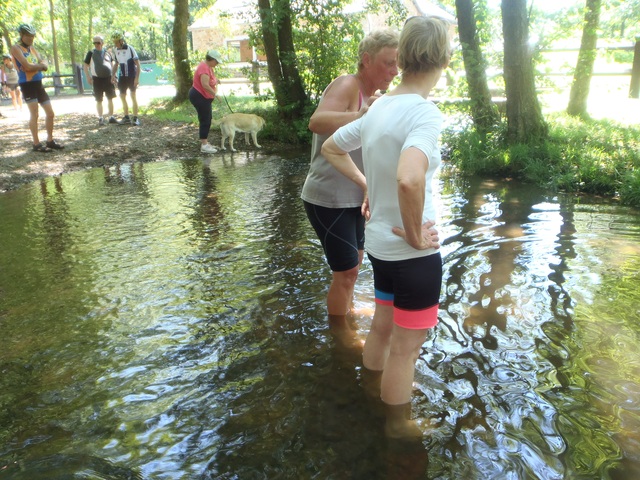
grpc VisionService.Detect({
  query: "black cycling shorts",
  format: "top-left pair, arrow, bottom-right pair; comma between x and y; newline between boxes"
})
20,80 -> 50,105
304,201 -> 365,272
368,252 -> 442,329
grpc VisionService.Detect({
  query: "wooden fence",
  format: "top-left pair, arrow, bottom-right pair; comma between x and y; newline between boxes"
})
42,64 -> 84,95
540,37 -> 640,98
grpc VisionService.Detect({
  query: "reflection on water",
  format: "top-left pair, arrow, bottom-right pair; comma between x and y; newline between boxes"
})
0,154 -> 639,479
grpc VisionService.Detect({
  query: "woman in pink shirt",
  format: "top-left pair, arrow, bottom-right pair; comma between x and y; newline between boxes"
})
189,50 -> 223,154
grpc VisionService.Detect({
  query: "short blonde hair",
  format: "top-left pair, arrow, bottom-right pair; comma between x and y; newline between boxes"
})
357,29 -> 399,70
398,16 -> 451,75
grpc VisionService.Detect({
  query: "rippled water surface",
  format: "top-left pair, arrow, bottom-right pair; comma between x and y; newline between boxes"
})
1,152 -> 639,480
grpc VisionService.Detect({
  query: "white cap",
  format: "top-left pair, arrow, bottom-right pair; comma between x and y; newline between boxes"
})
206,50 -> 224,64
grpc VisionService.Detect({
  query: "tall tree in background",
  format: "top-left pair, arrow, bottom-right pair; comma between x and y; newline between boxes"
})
48,0 -> 61,73
0,0 -> 19,54
501,0 -> 547,143
65,0 -> 77,67
257,0 -> 308,120
567,0 -> 602,117
455,0 -> 500,134
172,0 -> 191,102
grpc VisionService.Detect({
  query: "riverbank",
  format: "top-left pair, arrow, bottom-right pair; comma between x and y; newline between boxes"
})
0,85 -> 299,193
2,84 -> 638,197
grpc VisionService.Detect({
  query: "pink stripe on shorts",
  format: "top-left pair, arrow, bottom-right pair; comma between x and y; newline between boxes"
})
394,303 -> 439,329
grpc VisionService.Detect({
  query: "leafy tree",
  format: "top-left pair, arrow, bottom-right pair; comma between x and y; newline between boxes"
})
293,1 -> 363,102
600,0 -> 640,39
567,0 -> 602,118
501,0 -> 547,143
365,0 -> 407,27
455,0 -> 500,133
0,0 -> 22,54
256,0 -> 308,121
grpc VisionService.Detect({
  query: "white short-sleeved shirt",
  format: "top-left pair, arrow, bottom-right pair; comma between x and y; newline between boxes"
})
333,93 -> 442,261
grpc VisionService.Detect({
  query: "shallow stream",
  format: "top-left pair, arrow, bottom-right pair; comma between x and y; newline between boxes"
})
1,152 -> 639,479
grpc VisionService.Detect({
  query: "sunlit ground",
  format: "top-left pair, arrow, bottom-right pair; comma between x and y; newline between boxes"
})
539,76 -> 640,125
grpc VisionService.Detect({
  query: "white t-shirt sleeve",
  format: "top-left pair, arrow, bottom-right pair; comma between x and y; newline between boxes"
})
402,103 -> 443,160
332,117 -> 363,153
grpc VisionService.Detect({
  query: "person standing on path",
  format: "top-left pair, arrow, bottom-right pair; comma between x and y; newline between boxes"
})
83,35 -> 117,126
2,54 -> 23,111
321,16 -> 451,439
188,49 -> 223,154
10,23 -> 64,152
300,29 -> 399,347
111,32 -> 141,126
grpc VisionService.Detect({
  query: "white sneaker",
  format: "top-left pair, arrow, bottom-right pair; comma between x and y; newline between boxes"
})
200,144 -> 218,154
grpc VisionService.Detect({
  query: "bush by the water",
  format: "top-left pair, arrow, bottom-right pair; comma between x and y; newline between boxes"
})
441,107 -> 640,208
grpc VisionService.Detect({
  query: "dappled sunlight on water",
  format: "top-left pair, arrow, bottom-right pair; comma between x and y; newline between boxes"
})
1,156 -> 639,479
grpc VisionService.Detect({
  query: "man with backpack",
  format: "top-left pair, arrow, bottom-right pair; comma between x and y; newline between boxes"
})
111,32 -> 141,126
83,35 -> 117,126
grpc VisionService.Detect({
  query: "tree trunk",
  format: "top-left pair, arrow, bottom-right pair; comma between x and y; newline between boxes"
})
274,0 -> 307,113
172,0 -> 192,103
567,0 -> 602,117
2,26 -> 10,53
48,0 -> 61,74
501,0 -> 547,143
455,0 -> 500,133
257,0 -> 285,105
257,0 -> 308,120
66,0 -> 76,68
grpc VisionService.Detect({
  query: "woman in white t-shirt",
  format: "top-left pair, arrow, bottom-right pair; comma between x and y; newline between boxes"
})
322,16 -> 451,439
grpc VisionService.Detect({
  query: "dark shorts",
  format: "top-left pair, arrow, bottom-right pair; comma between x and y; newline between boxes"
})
92,76 -> 116,101
304,201 -> 365,272
368,252 -> 442,329
7,83 -> 19,92
117,76 -> 137,94
20,80 -> 50,105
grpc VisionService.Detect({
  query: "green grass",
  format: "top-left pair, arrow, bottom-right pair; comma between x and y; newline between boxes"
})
441,110 -> 640,208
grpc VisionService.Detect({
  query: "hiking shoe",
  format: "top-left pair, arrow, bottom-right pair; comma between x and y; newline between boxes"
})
200,144 -> 218,154
118,115 -> 131,125
33,142 -> 52,152
46,140 -> 65,150
108,116 -> 118,124
132,116 -> 141,126
98,117 -> 105,126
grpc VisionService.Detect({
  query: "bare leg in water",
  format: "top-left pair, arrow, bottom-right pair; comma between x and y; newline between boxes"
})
327,251 -> 364,351
362,302 -> 429,438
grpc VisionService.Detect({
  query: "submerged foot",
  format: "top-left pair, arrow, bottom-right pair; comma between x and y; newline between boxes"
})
328,314 -> 365,353
384,402 -> 424,440
360,367 -> 383,398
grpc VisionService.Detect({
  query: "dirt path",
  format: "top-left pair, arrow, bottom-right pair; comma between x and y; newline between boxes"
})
0,85 -> 290,193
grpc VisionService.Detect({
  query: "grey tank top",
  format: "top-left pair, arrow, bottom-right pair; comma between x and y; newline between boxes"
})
300,84 -> 365,208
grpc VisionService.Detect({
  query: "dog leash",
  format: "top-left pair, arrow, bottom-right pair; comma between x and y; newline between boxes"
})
219,87 -> 235,114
